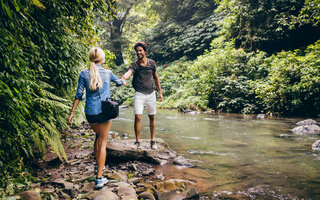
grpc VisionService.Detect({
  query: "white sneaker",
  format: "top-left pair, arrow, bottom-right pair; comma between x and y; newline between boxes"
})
95,176 -> 108,189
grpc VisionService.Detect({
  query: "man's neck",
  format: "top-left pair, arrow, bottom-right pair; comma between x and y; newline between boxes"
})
137,57 -> 148,65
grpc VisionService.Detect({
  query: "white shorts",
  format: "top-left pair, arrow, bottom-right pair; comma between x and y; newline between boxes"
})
134,91 -> 156,115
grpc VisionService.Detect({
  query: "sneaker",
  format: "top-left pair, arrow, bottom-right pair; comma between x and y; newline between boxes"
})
150,141 -> 158,149
134,141 -> 140,148
94,165 -> 106,174
95,177 -> 108,189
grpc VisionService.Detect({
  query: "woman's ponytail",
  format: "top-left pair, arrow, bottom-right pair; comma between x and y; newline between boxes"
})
89,61 -> 102,90
88,47 -> 105,90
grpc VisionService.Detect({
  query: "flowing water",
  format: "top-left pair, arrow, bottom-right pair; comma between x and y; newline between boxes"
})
111,107 -> 320,199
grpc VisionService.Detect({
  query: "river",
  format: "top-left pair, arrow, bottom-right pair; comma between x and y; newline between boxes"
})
111,107 -> 320,199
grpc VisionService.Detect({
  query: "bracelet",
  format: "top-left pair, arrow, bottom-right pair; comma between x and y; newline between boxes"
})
71,110 -> 76,113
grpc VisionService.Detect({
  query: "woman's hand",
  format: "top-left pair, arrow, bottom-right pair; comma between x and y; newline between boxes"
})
67,112 -> 74,125
121,73 -> 127,86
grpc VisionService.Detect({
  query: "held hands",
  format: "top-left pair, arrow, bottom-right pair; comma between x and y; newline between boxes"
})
120,73 -> 127,86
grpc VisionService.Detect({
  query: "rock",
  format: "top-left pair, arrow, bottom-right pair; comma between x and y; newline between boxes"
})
291,125 -> 320,135
257,114 -> 266,119
173,156 -> 195,168
122,133 -> 129,139
52,179 -> 74,190
184,110 -> 197,114
156,179 -> 198,200
138,192 -> 156,200
121,195 -> 138,200
110,181 -> 130,189
93,190 -> 119,200
296,119 -> 318,126
81,182 -> 95,193
156,172 -> 165,181
312,140 -> 320,151
107,171 -> 128,182
107,139 -> 177,165
117,185 -> 136,196
18,190 -> 41,200
142,168 -> 155,176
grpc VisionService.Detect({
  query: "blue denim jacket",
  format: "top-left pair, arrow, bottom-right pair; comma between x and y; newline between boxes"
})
75,64 -> 123,115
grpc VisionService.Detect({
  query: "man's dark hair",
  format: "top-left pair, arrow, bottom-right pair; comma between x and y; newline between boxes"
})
134,41 -> 148,52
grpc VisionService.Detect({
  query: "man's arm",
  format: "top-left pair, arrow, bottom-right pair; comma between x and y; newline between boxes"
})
121,70 -> 133,81
153,71 -> 163,102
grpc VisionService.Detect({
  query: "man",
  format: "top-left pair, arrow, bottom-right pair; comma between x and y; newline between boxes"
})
121,41 -> 163,149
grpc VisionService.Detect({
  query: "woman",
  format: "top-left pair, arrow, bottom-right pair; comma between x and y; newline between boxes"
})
67,47 -> 126,189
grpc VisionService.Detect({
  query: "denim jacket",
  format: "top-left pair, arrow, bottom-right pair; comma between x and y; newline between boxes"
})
75,64 -> 123,115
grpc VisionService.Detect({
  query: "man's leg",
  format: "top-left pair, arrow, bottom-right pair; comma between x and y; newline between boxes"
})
134,92 -> 145,144
134,114 -> 142,142
148,115 -> 155,141
146,92 -> 157,148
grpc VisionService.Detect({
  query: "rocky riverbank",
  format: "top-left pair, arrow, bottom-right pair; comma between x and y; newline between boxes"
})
14,122 -> 210,200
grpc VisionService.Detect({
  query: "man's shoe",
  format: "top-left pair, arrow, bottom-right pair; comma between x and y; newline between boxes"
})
151,141 -> 158,149
134,141 -> 140,148
94,165 -> 106,175
95,177 -> 108,189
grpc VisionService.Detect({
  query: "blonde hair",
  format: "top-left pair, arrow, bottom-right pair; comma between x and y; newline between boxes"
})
88,47 -> 105,90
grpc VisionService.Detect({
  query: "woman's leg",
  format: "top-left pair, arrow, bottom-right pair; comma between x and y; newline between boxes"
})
89,124 -> 100,162
90,121 -> 112,178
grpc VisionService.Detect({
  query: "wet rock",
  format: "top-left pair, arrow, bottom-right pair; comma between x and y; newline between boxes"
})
129,163 -> 138,171
110,181 -> 130,189
173,156 -> 195,168
138,192 -> 156,200
183,110 -> 199,114
273,134 -> 296,138
156,172 -> 165,181
122,133 -> 129,139
81,182 -> 95,193
107,139 -> 177,165
296,119 -> 318,126
117,185 -> 136,196
291,125 -> 320,135
121,195 -> 138,200
107,171 -> 128,182
257,114 -> 267,119
136,182 -> 157,194
156,179 -> 198,200
312,140 -> 320,151
142,168 -> 155,176
18,190 -> 41,200
52,179 -> 74,190
93,190 -> 119,200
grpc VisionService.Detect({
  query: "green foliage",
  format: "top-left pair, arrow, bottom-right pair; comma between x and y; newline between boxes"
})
215,0 -> 320,53
0,0 -> 116,196
146,0 -> 218,64
157,37 -> 320,115
254,40 -> 320,115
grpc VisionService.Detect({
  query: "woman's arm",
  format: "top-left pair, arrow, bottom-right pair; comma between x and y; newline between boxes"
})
67,98 -> 80,125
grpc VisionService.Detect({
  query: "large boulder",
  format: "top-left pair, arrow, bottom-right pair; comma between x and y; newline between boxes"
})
291,125 -> 320,135
155,179 -> 198,200
107,139 -> 177,165
296,119 -> 318,126
18,190 -> 41,200
312,140 -> 320,151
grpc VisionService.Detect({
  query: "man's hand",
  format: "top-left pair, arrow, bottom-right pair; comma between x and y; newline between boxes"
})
120,73 -> 127,85
158,92 -> 163,102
